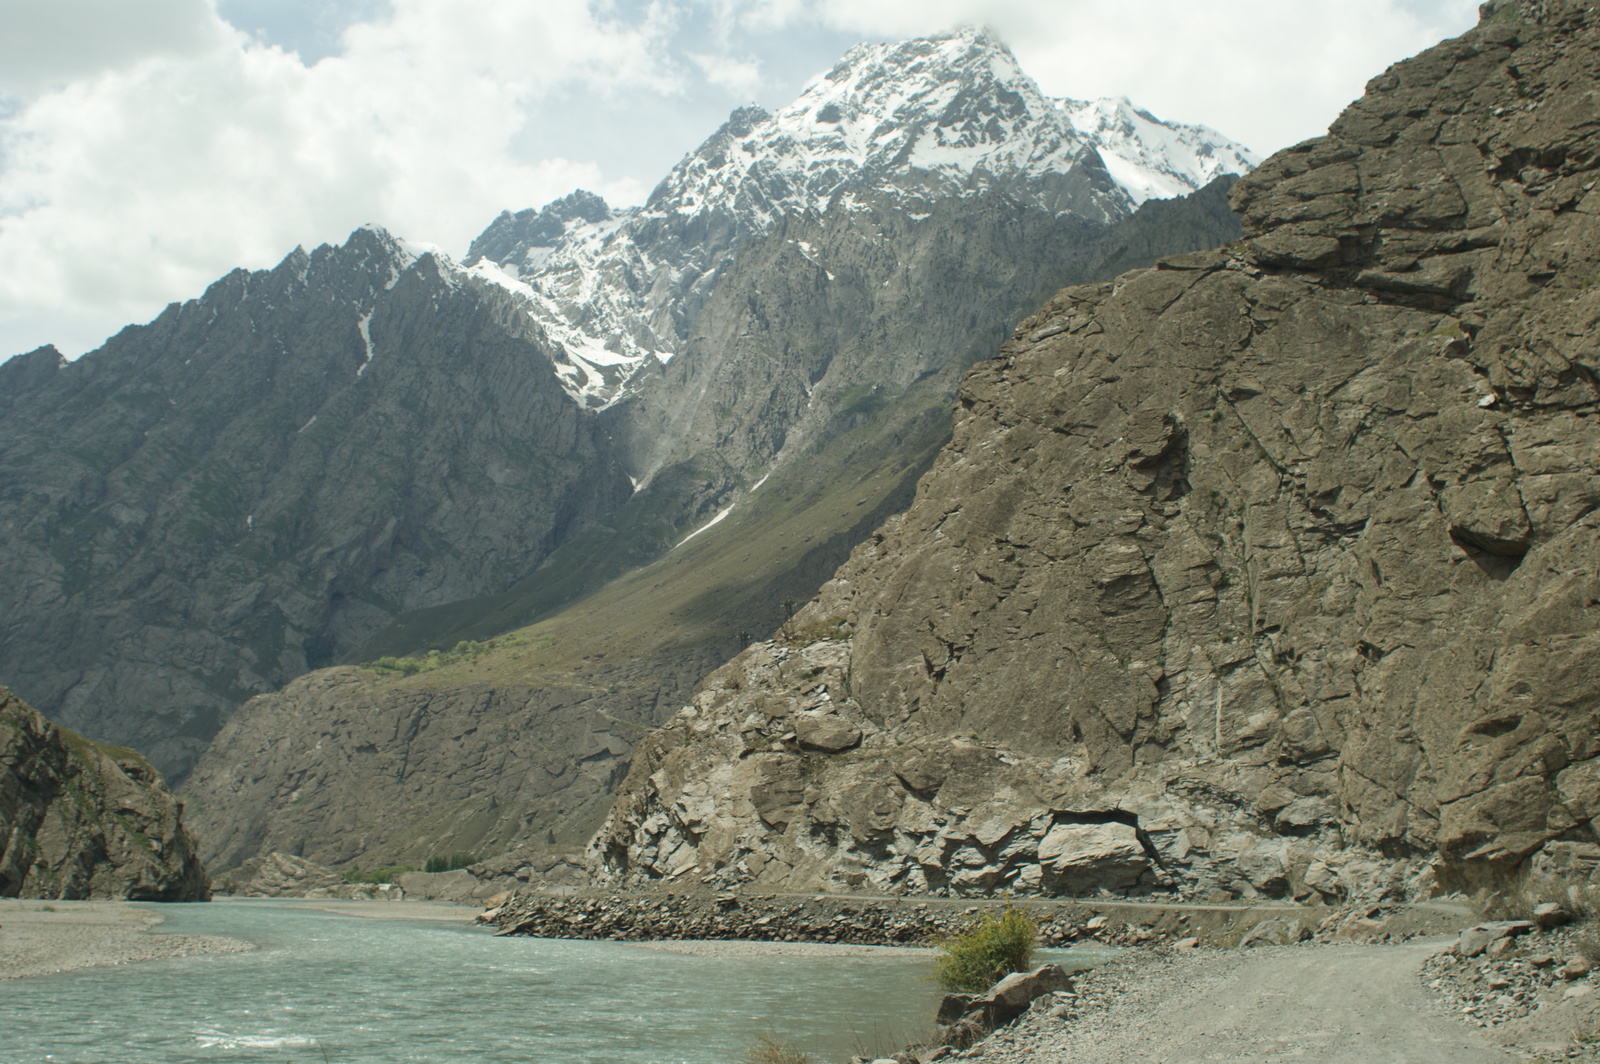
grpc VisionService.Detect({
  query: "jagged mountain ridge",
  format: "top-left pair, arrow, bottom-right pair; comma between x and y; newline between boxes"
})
0,228 -> 632,776
172,27 -> 1257,873
464,27 -> 1258,414
0,25 -> 1256,861
589,4 -> 1600,904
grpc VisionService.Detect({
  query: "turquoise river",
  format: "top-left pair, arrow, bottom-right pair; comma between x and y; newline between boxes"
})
4,899 -> 1104,1064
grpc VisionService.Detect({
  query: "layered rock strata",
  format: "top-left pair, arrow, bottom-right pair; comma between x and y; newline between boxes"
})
0,686 -> 209,899
590,5 -> 1600,901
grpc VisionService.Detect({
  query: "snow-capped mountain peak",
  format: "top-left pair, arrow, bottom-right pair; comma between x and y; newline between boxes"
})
466,27 -> 1260,408
646,26 -> 1124,227
1061,95 -> 1261,205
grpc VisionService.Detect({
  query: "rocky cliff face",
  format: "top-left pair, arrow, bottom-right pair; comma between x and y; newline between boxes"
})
590,5 -> 1600,903
0,228 -> 631,777
0,687 -> 208,900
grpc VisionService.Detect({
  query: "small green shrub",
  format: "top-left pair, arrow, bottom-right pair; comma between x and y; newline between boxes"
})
341,864 -> 415,885
933,903 -> 1038,993
741,1035 -> 809,1064
424,853 -> 477,875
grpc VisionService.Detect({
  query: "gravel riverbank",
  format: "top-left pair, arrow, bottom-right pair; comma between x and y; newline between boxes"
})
477,890 -> 1296,949
0,898 -> 252,980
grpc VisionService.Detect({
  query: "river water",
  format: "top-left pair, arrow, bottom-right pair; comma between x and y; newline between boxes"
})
5,900 -> 1108,1064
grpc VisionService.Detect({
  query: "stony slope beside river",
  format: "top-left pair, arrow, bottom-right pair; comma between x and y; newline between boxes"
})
0,687 -> 208,900
590,4 -> 1600,904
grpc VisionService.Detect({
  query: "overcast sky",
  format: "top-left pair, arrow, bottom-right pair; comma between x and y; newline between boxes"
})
0,0 -> 1481,361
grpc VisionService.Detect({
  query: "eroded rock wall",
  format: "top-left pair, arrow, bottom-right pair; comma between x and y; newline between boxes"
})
0,686 -> 209,900
590,6 -> 1600,902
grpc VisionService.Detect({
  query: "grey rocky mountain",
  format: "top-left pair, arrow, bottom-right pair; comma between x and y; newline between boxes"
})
590,4 -> 1600,904
1,28 -> 1256,871
0,686 -> 209,900
1,31 -> 1253,801
466,190 -> 613,270
180,177 -> 1248,876
0,228 -> 631,777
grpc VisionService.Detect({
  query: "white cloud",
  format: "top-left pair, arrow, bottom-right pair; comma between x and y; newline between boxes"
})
0,0 -> 223,94
689,51 -> 764,96
0,0 -> 676,356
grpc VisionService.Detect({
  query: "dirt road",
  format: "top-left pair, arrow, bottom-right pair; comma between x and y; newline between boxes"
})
978,941 -> 1518,1064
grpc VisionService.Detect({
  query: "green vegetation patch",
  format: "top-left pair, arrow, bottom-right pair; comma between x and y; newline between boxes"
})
363,634 -> 541,678
341,864 -> 416,884
423,853 -> 477,874
932,903 -> 1038,993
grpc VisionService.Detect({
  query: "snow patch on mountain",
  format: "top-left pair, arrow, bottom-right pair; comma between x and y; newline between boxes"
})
467,27 -> 1259,408
1061,96 -> 1260,205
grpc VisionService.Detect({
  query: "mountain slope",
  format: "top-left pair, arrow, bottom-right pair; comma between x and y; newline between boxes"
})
0,25 -> 1258,866
0,229 -> 631,777
590,4 -> 1600,902
183,177 -> 1247,872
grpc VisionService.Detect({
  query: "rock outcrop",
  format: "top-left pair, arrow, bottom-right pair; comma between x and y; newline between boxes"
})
0,686 -> 208,900
222,852 -> 350,897
589,4 -> 1600,901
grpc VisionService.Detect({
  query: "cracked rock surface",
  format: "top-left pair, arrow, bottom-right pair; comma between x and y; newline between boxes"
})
590,5 -> 1600,900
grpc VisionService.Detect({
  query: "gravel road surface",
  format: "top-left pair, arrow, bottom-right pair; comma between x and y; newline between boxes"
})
975,942 -> 1518,1064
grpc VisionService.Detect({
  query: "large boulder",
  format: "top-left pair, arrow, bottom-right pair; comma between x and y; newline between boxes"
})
938,965 -> 1076,1045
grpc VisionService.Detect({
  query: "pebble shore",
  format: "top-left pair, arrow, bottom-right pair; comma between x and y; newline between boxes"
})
0,898 -> 252,980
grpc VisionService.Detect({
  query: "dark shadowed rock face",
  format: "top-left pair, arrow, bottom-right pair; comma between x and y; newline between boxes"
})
0,228 -> 632,779
0,687 -> 208,900
590,6 -> 1600,902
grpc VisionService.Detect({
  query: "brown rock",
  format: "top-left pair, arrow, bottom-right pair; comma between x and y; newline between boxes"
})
0,686 -> 208,900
